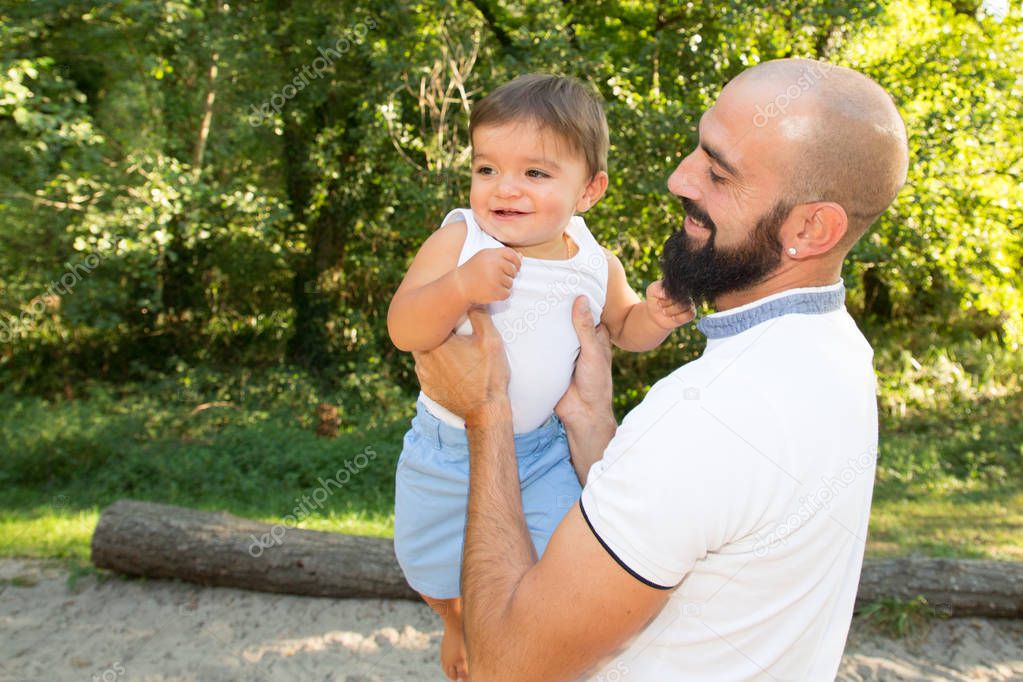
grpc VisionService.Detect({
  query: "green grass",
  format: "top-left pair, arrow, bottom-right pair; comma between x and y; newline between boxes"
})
868,336 -> 1023,559
0,365 -> 411,564
868,485 -> 1023,560
1,336 -> 1020,565
856,595 -> 948,639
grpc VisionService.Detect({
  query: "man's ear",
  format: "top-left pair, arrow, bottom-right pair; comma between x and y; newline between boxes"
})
781,202 -> 848,258
577,171 -> 609,213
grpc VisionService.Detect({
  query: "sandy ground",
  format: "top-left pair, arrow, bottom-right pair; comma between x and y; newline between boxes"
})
1,559 -> 1021,682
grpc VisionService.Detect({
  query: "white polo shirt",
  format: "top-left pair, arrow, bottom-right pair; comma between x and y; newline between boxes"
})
580,281 -> 877,681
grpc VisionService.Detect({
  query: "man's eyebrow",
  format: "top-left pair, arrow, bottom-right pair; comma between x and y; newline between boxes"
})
697,117 -> 741,179
700,141 -> 740,179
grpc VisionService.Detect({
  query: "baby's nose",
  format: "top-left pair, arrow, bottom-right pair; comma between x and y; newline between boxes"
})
497,178 -> 522,196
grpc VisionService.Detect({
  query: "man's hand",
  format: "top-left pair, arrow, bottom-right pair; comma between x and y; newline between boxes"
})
556,297 -> 617,484
556,296 -> 614,426
454,247 -> 523,305
644,279 -> 695,330
413,306 -> 511,425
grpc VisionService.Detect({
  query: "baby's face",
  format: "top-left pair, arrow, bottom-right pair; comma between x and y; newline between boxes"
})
469,121 -> 600,255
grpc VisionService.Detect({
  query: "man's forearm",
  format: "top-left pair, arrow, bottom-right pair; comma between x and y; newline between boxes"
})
562,409 -> 617,485
461,398 -> 537,671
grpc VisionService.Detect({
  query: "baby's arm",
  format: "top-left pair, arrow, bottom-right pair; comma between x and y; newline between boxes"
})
387,220 -> 522,352
600,250 -> 694,352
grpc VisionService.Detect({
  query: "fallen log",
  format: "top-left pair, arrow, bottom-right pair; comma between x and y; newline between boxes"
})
855,555 -> 1023,618
92,500 -> 1023,617
90,499 -> 417,600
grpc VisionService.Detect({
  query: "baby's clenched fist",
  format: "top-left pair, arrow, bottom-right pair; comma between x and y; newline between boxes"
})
645,280 -> 695,330
455,247 -> 523,305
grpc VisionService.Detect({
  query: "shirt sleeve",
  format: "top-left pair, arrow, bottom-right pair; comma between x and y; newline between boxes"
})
579,375 -> 781,589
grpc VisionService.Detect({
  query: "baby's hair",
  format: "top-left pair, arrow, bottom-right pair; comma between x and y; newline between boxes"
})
469,74 -> 609,179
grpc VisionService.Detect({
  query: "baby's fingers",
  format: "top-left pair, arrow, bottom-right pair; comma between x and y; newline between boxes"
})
658,299 -> 696,325
646,279 -> 669,301
499,247 -> 523,270
657,299 -> 687,315
673,308 -> 696,322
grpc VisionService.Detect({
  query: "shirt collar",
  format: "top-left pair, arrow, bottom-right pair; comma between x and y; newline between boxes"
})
696,281 -> 846,339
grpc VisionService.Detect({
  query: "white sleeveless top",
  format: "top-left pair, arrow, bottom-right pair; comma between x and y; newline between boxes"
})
419,208 -> 608,434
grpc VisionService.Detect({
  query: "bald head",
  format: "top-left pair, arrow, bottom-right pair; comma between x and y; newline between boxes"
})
730,58 -> 909,245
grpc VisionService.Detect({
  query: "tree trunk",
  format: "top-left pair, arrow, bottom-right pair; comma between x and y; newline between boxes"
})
286,188 -> 346,370
191,48 -> 218,171
91,500 -> 1023,617
91,499 -> 416,600
266,2 -> 353,371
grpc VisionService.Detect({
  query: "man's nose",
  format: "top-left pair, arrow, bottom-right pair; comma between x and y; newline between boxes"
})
667,157 -> 700,200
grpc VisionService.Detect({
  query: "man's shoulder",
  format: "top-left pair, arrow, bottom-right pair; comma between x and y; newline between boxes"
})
695,310 -> 873,383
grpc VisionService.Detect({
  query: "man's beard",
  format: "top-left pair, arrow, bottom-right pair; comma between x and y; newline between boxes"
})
660,197 -> 790,306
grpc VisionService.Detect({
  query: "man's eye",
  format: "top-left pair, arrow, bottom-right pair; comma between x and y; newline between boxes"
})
708,168 -> 724,183
526,169 -> 550,179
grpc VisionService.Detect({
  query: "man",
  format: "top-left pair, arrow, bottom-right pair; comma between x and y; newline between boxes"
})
414,58 -> 909,680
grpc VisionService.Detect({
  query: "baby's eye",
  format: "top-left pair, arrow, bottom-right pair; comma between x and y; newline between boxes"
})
526,169 -> 551,179
707,167 -> 724,184
475,165 -> 496,176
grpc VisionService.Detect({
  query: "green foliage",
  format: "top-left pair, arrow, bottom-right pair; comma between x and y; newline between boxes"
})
2,0 -> 1020,392
840,0 -> 1023,342
873,331 -> 1022,486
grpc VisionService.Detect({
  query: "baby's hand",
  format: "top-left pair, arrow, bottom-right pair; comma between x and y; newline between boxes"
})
645,280 -> 695,330
455,247 -> 523,305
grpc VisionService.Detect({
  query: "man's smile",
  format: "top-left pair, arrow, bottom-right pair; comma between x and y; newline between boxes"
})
684,214 -> 711,236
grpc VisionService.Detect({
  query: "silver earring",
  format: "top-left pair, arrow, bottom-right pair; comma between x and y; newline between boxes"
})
787,247 -> 798,256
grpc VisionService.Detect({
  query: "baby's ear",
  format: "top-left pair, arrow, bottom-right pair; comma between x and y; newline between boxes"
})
578,171 -> 609,212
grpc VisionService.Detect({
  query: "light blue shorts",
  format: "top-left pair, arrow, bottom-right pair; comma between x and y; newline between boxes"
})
393,400 -> 582,599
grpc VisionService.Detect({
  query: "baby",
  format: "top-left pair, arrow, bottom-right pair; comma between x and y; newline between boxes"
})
388,74 -> 693,681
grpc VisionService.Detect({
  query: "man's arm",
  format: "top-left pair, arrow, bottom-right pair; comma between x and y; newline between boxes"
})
463,400 -> 671,679
414,305 -> 671,680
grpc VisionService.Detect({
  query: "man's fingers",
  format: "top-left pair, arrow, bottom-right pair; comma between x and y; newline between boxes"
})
466,304 -> 499,339
592,321 -> 611,347
570,295 -> 596,338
